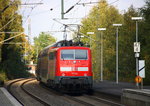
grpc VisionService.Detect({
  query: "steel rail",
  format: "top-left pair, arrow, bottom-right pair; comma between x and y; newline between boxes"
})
6,78 -> 26,106
84,94 -> 122,106
6,78 -> 51,106
20,79 -> 51,106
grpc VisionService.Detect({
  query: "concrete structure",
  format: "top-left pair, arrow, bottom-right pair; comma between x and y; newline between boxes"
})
0,87 -> 22,106
122,89 -> 150,106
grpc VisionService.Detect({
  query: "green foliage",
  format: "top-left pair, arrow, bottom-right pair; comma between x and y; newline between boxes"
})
140,0 -> 150,84
2,48 -> 30,79
34,32 -> 56,52
0,0 -> 29,80
32,32 -> 56,63
0,71 -> 7,81
80,0 -> 123,80
0,51 -> 30,80
80,0 -> 150,84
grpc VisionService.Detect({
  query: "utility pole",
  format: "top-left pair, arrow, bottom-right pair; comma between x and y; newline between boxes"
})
98,28 -> 106,82
131,17 -> 143,87
87,32 -> 94,48
61,0 -> 64,19
28,18 -> 31,44
28,18 -> 31,37
61,0 -> 80,19
113,24 -> 122,84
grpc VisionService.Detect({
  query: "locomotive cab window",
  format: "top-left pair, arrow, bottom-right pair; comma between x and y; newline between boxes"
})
61,50 -> 74,60
61,50 -> 88,60
75,50 -> 87,60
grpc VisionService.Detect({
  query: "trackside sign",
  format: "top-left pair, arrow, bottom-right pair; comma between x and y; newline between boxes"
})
139,60 -> 145,78
134,42 -> 140,52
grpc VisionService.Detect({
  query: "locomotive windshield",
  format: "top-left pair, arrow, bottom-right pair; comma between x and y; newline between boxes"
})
61,50 -> 88,60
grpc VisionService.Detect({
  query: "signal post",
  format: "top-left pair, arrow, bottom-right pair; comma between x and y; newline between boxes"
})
132,17 -> 143,87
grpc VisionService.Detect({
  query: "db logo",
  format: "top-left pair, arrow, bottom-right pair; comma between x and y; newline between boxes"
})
135,76 -> 142,83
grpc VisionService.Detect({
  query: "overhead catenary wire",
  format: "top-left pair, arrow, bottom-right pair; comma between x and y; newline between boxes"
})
64,0 -> 81,14
0,0 -> 18,31
53,19 -> 96,41
0,32 -> 22,34
21,0 -> 43,44
0,32 -> 24,44
0,0 -> 45,47
77,0 -> 119,6
23,0 -> 44,24
50,0 -> 71,12
49,0 -> 90,38
0,0 -> 25,31
21,0 -> 30,19
0,0 -> 15,13
0,0 -> 43,31
0,16 -> 17,31
2,42 -> 26,44
52,0 -> 120,41
68,0 -> 85,24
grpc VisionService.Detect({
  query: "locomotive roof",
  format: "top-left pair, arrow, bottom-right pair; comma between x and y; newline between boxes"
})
38,40 -> 90,57
57,46 -> 90,49
42,40 -> 70,50
43,40 -> 87,51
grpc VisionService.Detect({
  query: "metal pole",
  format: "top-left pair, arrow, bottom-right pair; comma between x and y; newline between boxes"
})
25,43 -> 26,64
61,0 -> 64,19
141,78 -> 143,89
37,47 -> 38,59
136,21 -> 139,86
116,27 -> 119,84
101,31 -> 103,81
136,21 -> 138,42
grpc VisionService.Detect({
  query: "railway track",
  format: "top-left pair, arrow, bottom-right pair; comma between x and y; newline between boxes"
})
5,78 -> 123,106
83,94 -> 122,106
39,81 -> 122,106
5,78 -> 50,106
63,94 -> 122,106
64,94 -> 106,106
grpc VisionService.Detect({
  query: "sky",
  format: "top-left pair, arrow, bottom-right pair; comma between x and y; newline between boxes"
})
20,0 -> 146,43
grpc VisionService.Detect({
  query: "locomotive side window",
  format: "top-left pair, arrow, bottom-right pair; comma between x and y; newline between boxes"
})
61,50 -> 88,60
49,52 -> 54,60
75,50 -> 87,60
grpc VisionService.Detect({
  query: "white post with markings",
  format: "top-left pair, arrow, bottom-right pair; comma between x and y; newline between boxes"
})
139,60 -> 145,89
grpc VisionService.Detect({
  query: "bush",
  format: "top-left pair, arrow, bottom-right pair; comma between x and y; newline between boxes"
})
0,71 -> 7,81
0,71 -> 7,86
2,59 -> 30,79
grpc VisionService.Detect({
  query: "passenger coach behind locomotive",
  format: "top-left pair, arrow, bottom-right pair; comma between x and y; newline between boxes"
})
36,40 -> 93,91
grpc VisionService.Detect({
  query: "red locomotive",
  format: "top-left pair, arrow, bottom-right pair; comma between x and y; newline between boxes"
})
36,40 -> 93,91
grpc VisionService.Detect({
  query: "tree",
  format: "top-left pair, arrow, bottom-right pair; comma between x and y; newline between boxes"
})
0,0 -> 29,80
80,0 -> 123,80
118,6 -> 139,82
33,32 -> 56,63
140,0 -> 150,84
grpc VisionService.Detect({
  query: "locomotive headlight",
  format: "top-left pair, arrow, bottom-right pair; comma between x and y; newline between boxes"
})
62,73 -> 65,76
60,67 -> 71,71
78,67 -> 88,71
84,73 -> 87,76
